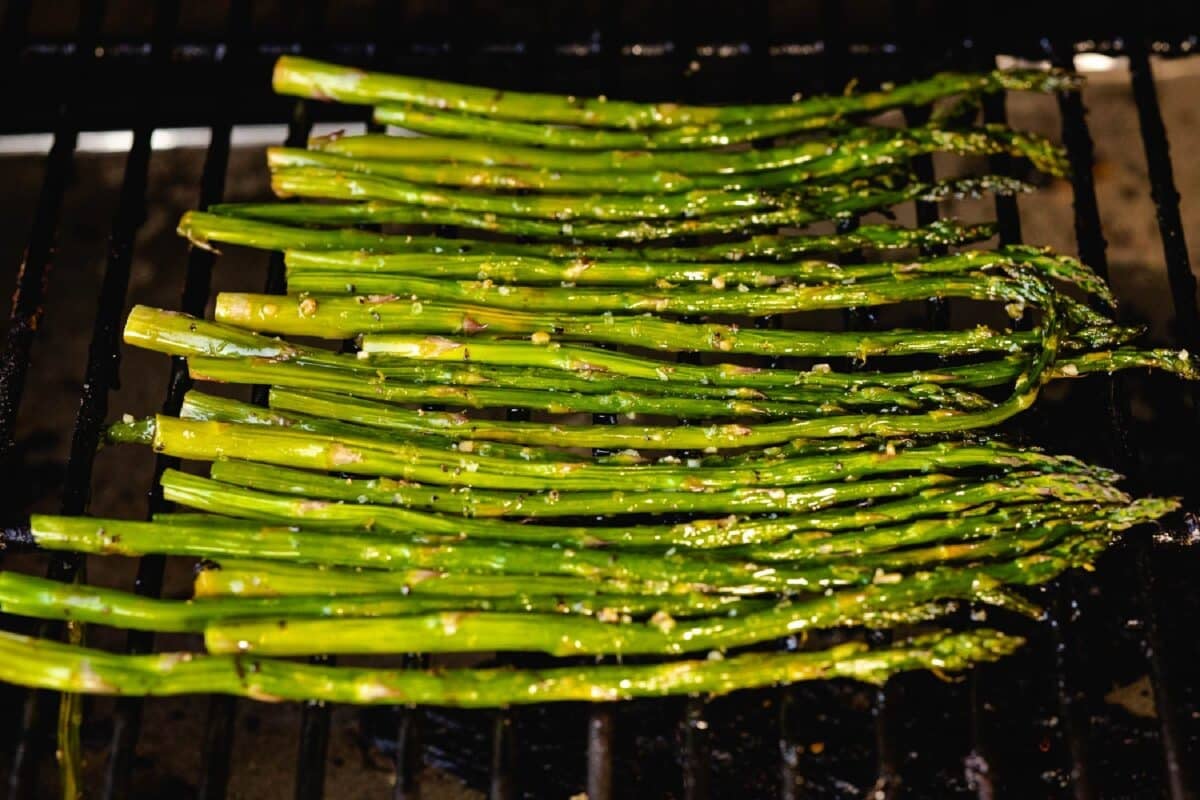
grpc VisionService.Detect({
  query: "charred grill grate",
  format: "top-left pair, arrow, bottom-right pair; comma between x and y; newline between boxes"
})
0,1 -> 1198,798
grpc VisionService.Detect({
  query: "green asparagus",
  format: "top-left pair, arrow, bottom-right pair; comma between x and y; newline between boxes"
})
0,627 -> 1024,704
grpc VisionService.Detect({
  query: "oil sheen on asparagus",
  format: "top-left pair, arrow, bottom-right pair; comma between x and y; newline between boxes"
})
3,56 -> 1188,708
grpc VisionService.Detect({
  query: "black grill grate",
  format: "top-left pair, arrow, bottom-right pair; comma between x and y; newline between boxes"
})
1,2 -> 1198,798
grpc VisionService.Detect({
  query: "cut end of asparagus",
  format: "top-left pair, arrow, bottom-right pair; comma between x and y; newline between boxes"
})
176,211 -> 218,252
105,416 -> 156,446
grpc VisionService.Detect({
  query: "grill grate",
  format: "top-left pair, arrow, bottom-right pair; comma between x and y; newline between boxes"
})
1,2 -> 1198,798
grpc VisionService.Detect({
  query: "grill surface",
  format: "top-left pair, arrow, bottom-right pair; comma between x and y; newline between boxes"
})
1,2 -> 1199,798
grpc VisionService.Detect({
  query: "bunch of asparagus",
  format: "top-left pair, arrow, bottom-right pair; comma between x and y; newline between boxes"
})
3,59 -> 1191,707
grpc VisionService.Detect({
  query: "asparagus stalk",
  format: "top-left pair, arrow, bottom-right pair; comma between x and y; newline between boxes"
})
188,558 -> 686,599
212,293 -> 1049,355
180,210 -> 994,260
181,398 -> 870,467
161,468 -> 1122,551
0,571 -> 755,630
365,105 -> 838,150
310,125 -> 1063,177
0,627 -> 1024,704
148,415 -> 1113,493
198,541 -> 1095,657
173,388 -> 566,462
358,336 -> 1193,387
253,173 -> 1029,240
273,125 -> 1067,193
177,390 -> 629,464
272,56 -> 1077,129
21,510 -> 1122,600
20,513 -> 949,595
206,460 -> 959,519
200,316 -> 1068,446
310,129 -> 886,171
118,305 -> 971,406
284,245 -> 1113,305
25,479 -> 1123,578
268,272 -> 1048,318
188,357 -> 837,420
259,386 -> 937,450
272,145 -> 703,194
318,363 -> 945,409
128,304 -> 1195,396
270,166 -> 808,222
165,468 -> 1145,558
263,388 -> 986,456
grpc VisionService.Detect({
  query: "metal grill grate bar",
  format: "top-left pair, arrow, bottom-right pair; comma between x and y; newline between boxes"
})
1045,40 -> 1121,800
586,707 -> 615,800
37,8 -> 179,797
682,699 -> 711,800
196,695 -> 239,800
177,111 -> 237,798
0,14 -> 92,471
1125,40 -> 1199,800
982,54 -> 1075,800
490,709 -> 517,800
295,664 -> 333,800
1128,45 -> 1199,347
392,695 -> 423,800
104,2 -> 249,796
4,2 -> 106,795
274,96 -> 333,800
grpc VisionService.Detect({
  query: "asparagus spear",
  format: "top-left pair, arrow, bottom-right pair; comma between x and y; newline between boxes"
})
359,336 -> 1195,387
272,125 -> 1067,193
310,129 -> 885,171
148,414 -> 1113,493
272,146 -> 704,194
263,388 -> 987,457
19,513 -> 953,595
183,396 -> 871,467
271,166 -> 811,222
224,276 -> 1047,330
364,105 -> 842,150
255,172 -> 1029,240
309,126 -> 1061,176
0,627 -> 1024,704
188,558 -> 696,599
199,582 -> 961,657
176,390 -> 646,464
284,245 -> 1113,305
167,468 -> 1147,558
205,296 -> 1069,441
160,468 -> 1124,550
0,571 -> 754,631
206,460 -> 959,519
212,293 -> 1049,355
258,386 -> 939,450
273,56 -> 1077,129
267,272 -> 1049,318
22,507 -> 1124,600
173,394 -> 609,464
128,304 -> 1196,396
187,357 -> 837,419
118,305 -> 980,404
198,541 -> 1097,657
179,210 -> 994,260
